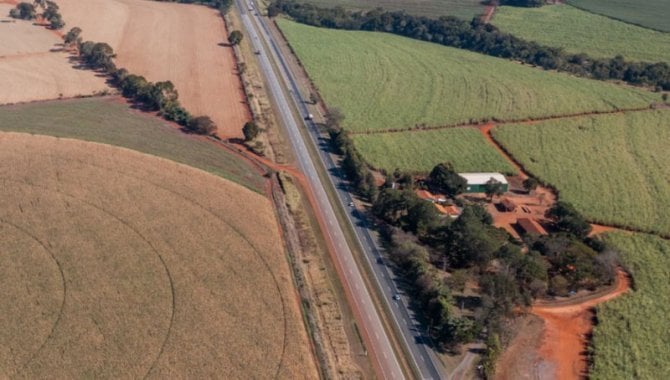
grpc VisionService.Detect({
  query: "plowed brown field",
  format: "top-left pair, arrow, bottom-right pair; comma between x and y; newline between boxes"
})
0,132 -> 317,378
57,0 -> 250,138
0,4 -> 109,104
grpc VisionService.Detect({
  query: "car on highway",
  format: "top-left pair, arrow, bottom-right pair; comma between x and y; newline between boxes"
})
392,294 -> 401,301
348,201 -> 354,207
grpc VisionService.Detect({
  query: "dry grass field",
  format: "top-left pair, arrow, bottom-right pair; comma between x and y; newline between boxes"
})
0,133 -> 317,378
57,0 -> 250,138
0,4 -> 109,104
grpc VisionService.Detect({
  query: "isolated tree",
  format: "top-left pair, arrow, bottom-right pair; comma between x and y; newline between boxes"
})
218,0 -> 233,15
243,121 -> 260,141
663,93 -> 669,103
523,177 -> 539,193
429,162 -> 466,197
484,177 -> 505,201
63,27 -> 82,47
9,2 -> 37,20
48,13 -> 64,29
325,107 -> 344,130
228,30 -> 243,46
187,116 -> 217,135
309,92 -> 318,105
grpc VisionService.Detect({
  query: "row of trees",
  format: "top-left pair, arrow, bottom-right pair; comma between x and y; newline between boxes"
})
9,1 -> 64,29
326,109 -> 378,200
69,27 -> 217,134
154,0 -> 234,15
269,0 -> 670,90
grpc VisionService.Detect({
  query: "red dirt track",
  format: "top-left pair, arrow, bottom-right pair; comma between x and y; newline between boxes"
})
531,269 -> 630,379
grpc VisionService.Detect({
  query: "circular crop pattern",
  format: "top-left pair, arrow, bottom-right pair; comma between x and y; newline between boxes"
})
0,133 -> 313,378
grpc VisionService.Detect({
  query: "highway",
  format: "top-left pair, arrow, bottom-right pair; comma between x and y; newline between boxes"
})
234,1 -> 444,379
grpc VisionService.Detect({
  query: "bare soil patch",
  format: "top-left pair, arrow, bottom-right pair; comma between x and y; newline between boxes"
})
57,0 -> 250,138
0,5 -> 109,104
0,133 -> 317,378
531,269 -> 630,380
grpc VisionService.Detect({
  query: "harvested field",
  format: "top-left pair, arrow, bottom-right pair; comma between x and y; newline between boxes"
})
591,233 -> 670,379
567,0 -> 670,32
277,19 -> 659,134
493,110 -> 670,235
0,133 -> 317,378
492,5 -> 670,63
352,127 -> 516,174
57,0 -> 250,138
0,98 -> 265,192
0,4 -> 109,104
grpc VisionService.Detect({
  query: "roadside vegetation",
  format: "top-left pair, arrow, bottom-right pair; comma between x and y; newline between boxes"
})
492,5 -> 670,63
493,110 -> 670,236
277,19 -> 658,134
352,128 -> 515,174
567,0 -> 670,32
591,233 -> 670,379
271,1 -> 670,91
0,98 -> 265,192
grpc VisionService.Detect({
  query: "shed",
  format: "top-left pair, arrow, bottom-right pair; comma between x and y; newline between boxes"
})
517,218 -> 548,236
500,197 -> 517,212
459,173 -> 509,194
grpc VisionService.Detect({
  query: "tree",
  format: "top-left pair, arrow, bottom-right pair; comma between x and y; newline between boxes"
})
546,201 -> 592,238
663,93 -> 669,103
243,121 -> 260,141
228,30 -> 243,46
9,2 -> 37,20
523,177 -> 539,193
187,116 -> 217,135
309,92 -> 319,105
63,27 -> 82,47
485,177 -> 505,201
48,13 -> 64,29
325,107 -> 344,131
429,162 -> 466,197
79,42 -> 115,71
218,0 -> 233,15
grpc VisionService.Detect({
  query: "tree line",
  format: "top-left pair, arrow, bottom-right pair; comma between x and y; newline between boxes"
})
65,27 -> 218,135
9,1 -> 65,29
269,0 -> 670,90
153,0 -> 234,14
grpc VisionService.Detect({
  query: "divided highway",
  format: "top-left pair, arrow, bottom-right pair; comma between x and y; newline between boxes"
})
234,2 -> 444,378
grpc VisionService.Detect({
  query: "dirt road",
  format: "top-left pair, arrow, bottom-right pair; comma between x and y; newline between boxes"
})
58,0 -> 250,138
531,269 -> 630,379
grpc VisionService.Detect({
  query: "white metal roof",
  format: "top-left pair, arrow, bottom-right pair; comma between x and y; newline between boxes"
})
459,173 -> 508,185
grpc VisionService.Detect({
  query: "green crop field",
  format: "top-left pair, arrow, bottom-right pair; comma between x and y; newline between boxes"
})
352,128 -> 516,174
0,98 -> 265,192
591,233 -> 670,379
278,19 -> 659,133
283,0 -> 486,20
567,0 -> 670,32
493,110 -> 670,235
492,5 -> 670,63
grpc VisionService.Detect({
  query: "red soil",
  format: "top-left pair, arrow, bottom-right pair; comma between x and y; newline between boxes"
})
531,269 -> 630,380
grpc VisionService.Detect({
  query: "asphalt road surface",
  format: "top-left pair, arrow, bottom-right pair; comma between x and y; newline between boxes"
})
235,2 -> 445,378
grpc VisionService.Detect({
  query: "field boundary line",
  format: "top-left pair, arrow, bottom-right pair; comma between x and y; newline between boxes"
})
347,104 -> 659,136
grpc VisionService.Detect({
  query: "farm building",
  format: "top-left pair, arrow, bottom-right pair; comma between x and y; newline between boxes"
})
517,217 -> 548,236
459,173 -> 509,194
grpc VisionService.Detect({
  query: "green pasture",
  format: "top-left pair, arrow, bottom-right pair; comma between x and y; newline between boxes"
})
493,110 -> 670,235
567,0 -> 670,32
352,128 -> 515,174
492,5 -> 670,63
591,233 -> 670,379
278,19 -> 659,133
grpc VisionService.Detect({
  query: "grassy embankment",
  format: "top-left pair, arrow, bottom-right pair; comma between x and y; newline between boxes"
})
493,110 -> 670,235
492,5 -> 670,63
0,98 -> 265,192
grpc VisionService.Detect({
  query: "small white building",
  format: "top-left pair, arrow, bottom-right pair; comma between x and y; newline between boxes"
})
459,173 -> 509,193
